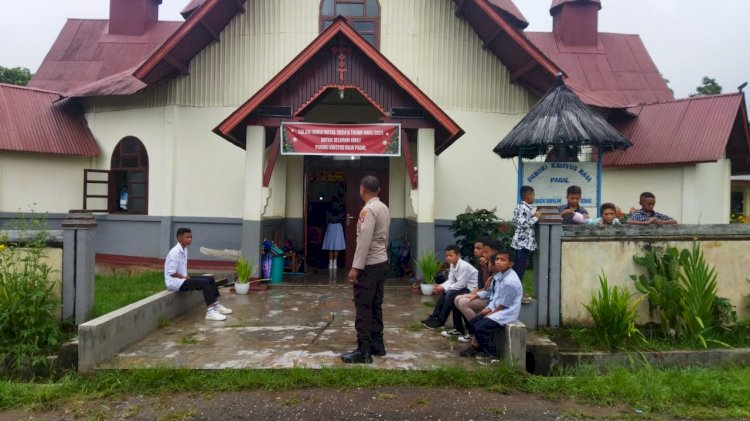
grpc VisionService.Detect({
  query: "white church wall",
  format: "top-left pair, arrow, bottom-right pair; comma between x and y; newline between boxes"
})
0,152 -> 91,214
434,110 -> 526,222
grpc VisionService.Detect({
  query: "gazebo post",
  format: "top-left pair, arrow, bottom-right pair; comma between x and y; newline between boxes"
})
596,146 -> 603,217
516,149 -> 524,204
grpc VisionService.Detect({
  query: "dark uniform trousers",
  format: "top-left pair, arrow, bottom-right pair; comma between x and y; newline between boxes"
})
353,261 -> 389,341
179,275 -> 220,306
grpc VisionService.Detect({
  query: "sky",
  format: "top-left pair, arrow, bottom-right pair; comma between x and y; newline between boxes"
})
0,0 -> 748,99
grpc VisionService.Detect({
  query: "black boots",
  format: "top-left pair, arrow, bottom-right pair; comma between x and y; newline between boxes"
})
341,340 -> 373,364
370,332 -> 387,356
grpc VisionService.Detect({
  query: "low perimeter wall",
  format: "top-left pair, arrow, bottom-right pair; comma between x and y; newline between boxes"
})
560,225 -> 750,325
78,290 -> 205,373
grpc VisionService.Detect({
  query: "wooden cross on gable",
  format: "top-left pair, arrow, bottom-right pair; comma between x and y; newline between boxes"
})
330,39 -> 351,82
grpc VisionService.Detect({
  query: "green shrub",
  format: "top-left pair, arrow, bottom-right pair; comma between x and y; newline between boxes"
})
414,251 -> 441,284
631,247 -> 682,338
235,256 -> 256,284
584,270 -> 644,350
0,218 -> 63,368
678,243 -> 719,348
449,207 -> 514,263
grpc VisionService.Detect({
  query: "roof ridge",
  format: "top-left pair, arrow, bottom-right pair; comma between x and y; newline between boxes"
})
632,92 -> 743,108
0,83 -> 62,96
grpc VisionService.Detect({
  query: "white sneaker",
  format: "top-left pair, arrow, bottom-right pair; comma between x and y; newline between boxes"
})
458,334 -> 472,343
214,303 -> 233,315
441,329 -> 461,338
205,309 -> 227,321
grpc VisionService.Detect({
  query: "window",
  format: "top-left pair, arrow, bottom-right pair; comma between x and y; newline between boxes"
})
320,0 -> 380,48
110,137 -> 149,214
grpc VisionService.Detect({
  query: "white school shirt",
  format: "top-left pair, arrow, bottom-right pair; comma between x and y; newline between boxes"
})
486,268 -> 523,326
441,258 -> 478,292
164,243 -> 188,291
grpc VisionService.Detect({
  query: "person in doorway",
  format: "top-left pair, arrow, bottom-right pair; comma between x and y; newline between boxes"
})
459,250 -> 523,363
512,186 -> 541,284
164,227 -> 232,321
322,211 -> 346,269
341,176 -> 391,364
627,192 -> 677,225
558,185 -> 589,224
421,244 -> 478,330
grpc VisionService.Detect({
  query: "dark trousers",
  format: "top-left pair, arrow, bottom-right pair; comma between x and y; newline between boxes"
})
179,275 -> 220,306
432,288 -> 469,326
471,315 -> 503,356
353,262 -> 388,342
514,248 -> 531,283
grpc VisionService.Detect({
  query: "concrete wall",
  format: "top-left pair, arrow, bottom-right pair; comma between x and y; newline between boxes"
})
0,152 -> 91,214
560,225 -> 750,325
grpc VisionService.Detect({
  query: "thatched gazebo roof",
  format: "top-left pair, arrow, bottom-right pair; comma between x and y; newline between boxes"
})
493,75 -> 631,159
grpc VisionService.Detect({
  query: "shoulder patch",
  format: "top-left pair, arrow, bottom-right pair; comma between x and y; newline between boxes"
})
359,209 -> 367,223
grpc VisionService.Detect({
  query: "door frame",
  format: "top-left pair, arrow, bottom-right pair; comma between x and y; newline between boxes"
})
302,157 -> 389,272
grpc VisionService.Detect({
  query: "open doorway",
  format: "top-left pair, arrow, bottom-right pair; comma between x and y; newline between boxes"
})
306,170 -> 346,270
304,156 -> 389,271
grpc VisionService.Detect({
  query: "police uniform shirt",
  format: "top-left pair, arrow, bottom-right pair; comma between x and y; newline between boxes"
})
352,197 -> 390,270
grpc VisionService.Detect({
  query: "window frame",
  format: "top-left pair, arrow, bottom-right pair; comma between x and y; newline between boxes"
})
320,0 -> 381,48
109,136 -> 149,215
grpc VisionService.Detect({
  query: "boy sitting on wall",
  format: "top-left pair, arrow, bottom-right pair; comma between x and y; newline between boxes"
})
164,228 -> 233,321
421,245 -> 478,330
627,192 -> 678,225
458,250 -> 523,364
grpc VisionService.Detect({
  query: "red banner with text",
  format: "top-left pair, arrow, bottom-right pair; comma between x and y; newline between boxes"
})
280,122 -> 401,156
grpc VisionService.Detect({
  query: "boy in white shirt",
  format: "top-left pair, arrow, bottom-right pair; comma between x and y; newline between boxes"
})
164,227 -> 232,321
421,245 -> 478,330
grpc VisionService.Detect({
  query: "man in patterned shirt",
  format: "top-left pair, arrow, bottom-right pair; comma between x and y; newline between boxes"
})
627,192 -> 677,225
511,185 -> 541,282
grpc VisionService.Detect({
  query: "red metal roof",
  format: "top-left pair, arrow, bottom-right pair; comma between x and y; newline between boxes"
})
135,0 -> 245,85
64,67 -> 147,97
486,0 -> 528,29
214,18 -> 464,154
604,93 -> 748,167
525,31 -> 674,107
0,84 -> 99,156
454,0 -> 560,96
28,19 -> 181,94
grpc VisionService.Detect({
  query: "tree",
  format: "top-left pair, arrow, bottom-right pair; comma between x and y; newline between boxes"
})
689,76 -> 722,97
661,74 -> 674,96
0,66 -> 33,86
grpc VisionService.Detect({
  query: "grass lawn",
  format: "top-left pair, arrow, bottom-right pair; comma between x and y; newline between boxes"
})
2,365 -> 749,418
90,271 -> 164,318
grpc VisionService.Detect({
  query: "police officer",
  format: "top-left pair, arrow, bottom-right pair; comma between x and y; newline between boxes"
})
341,175 -> 391,364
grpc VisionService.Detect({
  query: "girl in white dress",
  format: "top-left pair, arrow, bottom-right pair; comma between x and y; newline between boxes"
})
322,212 -> 346,269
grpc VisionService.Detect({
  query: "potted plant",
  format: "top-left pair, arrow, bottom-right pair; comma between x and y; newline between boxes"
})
415,251 -> 441,296
234,256 -> 256,295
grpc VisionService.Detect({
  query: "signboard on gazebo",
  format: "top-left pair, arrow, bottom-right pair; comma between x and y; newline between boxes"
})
280,122 -> 401,156
523,162 -> 598,206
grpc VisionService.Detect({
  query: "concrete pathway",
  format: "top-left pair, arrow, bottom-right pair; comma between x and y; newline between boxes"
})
100,275 -> 484,370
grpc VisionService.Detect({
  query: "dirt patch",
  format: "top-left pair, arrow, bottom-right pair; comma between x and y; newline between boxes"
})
1,387 -> 633,420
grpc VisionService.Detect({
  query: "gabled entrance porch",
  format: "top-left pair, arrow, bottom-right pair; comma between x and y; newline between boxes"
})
213,18 -> 464,274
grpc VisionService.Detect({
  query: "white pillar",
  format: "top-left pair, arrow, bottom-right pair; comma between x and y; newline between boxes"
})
241,126 -> 265,274
415,128 -> 435,258
159,106 -> 178,253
